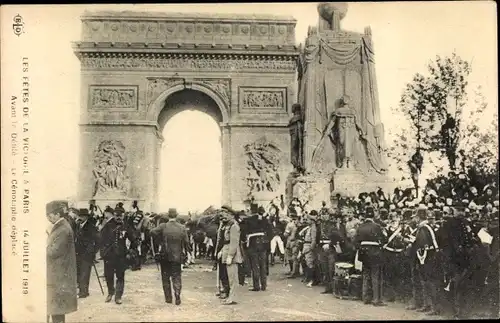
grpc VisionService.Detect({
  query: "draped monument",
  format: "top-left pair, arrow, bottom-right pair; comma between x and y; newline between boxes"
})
287,3 -> 390,208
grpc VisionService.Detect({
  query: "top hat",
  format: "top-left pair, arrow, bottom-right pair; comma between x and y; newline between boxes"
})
250,203 -> 259,215
79,208 -> 90,217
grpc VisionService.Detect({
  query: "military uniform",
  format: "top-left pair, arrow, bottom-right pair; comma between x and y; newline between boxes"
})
99,208 -> 137,304
411,211 -> 440,315
318,215 -> 343,294
301,213 -> 318,287
284,216 -> 298,277
246,205 -> 270,291
382,219 -> 406,302
354,209 -> 387,306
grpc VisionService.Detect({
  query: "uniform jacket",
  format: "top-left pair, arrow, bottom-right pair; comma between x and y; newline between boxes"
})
303,222 -> 318,249
354,218 -> 387,266
99,217 -> 137,260
151,219 -> 190,263
284,220 -> 297,248
221,220 -> 243,264
384,223 -> 406,252
215,221 -> 225,255
75,219 -> 99,260
246,215 -> 271,251
47,218 -> 77,315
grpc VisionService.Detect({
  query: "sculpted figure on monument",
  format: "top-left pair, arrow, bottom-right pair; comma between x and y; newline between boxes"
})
92,140 -> 128,197
288,103 -> 305,173
244,138 -> 281,193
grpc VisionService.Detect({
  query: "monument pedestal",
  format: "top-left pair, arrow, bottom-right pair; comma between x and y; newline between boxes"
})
286,171 -> 332,210
331,168 -> 392,198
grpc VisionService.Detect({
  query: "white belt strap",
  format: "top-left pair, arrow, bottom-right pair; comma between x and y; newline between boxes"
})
360,241 -> 380,246
423,224 -> 438,249
383,226 -> 402,250
246,232 -> 265,248
320,240 -> 331,244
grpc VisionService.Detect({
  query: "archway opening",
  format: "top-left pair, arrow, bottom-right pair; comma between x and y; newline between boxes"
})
157,89 -> 223,215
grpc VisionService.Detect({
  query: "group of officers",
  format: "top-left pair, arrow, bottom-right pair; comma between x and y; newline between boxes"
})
48,200 -> 192,308
47,191 -> 499,319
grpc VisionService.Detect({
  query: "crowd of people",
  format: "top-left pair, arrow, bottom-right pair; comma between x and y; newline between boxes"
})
45,169 -> 499,322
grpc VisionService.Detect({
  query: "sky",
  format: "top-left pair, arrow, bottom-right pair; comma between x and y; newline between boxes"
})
2,2 -> 497,213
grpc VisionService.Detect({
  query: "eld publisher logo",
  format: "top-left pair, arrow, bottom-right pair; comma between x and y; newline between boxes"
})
13,14 -> 25,36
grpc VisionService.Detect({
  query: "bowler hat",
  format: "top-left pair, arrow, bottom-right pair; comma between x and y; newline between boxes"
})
167,208 -> 178,218
258,206 -> 266,215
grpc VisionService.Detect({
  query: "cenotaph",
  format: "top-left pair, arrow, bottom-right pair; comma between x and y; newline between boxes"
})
287,2 -> 390,209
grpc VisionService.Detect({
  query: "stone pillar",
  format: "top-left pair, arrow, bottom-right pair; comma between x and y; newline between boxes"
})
221,124 -> 231,206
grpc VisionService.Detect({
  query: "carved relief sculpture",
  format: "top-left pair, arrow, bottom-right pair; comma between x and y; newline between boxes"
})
197,79 -> 231,108
90,86 -> 137,110
242,90 -> 284,108
93,140 -> 128,197
244,138 -> 282,194
288,103 -> 304,173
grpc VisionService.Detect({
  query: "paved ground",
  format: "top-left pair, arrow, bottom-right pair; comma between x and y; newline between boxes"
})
68,260 -> 441,322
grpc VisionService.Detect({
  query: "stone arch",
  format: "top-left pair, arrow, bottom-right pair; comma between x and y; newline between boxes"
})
148,82 -> 230,127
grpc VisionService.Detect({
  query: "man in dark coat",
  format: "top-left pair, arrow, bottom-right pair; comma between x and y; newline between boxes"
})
99,206 -> 137,304
46,200 -> 77,323
318,209 -> 343,294
151,208 -> 190,305
411,205 -> 440,315
354,205 -> 387,306
75,208 -> 99,298
246,204 -> 270,291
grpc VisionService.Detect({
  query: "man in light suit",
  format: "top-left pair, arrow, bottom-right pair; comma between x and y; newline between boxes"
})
46,200 -> 77,323
151,208 -> 190,305
219,205 -> 243,305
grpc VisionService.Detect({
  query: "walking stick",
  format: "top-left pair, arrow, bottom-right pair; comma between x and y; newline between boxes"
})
92,262 -> 105,295
150,236 -> 160,271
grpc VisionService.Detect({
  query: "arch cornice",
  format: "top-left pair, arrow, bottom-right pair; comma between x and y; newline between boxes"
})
147,78 -> 230,126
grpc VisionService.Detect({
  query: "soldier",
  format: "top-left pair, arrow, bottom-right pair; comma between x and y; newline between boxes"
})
219,205 -> 243,305
269,211 -> 286,266
150,208 -> 190,305
75,208 -> 99,298
411,205 -> 440,315
246,204 -> 270,291
318,209 -> 343,294
354,205 -> 387,306
301,211 -> 318,287
214,210 -> 230,299
382,209 -> 406,302
99,206 -> 137,304
284,211 -> 298,276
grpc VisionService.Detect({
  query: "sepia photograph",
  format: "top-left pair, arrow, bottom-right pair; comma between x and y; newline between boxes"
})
1,1 -> 498,322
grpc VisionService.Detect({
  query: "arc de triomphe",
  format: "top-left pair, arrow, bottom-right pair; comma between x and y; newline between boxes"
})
73,11 -> 300,211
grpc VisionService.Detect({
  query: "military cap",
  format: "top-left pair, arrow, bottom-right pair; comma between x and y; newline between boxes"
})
258,206 -> 266,215
114,206 -> 125,216
104,206 -> 114,214
308,212 -> 318,221
79,208 -> 90,217
46,200 -> 65,215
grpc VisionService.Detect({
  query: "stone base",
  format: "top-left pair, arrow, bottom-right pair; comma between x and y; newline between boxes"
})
331,168 -> 391,198
286,171 -> 332,210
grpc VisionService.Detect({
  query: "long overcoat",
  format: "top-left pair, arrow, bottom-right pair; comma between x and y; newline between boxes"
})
47,218 -> 78,315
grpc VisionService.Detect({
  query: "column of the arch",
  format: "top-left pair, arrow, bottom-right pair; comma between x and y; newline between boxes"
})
220,123 -> 231,207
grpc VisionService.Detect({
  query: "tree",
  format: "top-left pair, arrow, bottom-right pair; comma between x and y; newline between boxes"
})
388,53 -> 472,192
